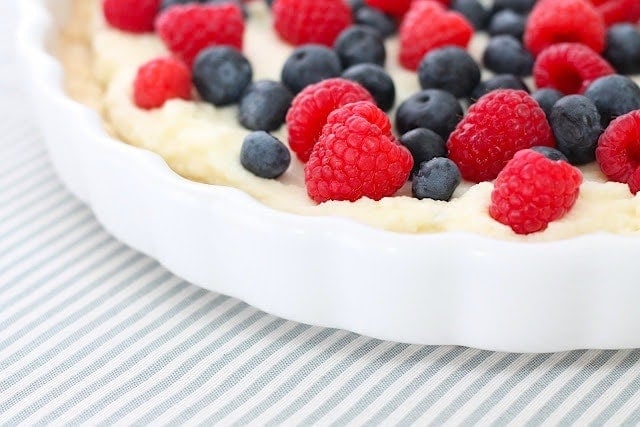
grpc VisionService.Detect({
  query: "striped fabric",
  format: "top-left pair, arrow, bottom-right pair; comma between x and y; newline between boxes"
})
4,2 -> 640,425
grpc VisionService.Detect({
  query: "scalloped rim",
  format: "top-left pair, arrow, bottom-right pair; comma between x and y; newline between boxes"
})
16,0 -> 640,352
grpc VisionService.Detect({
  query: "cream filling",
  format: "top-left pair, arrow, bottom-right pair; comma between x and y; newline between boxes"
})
57,0 -> 640,240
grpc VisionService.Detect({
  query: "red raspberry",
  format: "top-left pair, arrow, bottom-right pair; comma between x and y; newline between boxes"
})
133,57 -> 192,109
489,149 -> 583,235
596,110 -> 640,194
598,0 -> 640,26
273,0 -> 352,47
364,0 -> 412,17
447,90 -> 555,183
103,0 -> 160,33
533,43 -> 615,95
524,0 -> 605,57
156,4 -> 244,67
399,1 -> 473,70
305,101 -> 413,203
286,78 -> 373,162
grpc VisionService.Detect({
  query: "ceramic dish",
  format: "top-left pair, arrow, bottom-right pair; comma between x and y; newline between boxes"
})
16,0 -> 640,352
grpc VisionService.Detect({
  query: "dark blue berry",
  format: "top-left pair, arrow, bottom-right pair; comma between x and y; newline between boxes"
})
239,81 -> 293,131
549,95 -> 602,165
399,128 -> 447,175
396,89 -> 463,139
355,7 -> 397,38
532,88 -> 563,119
412,158 -> 461,201
204,0 -> 248,17
193,46 -> 253,106
240,131 -> 291,179
470,74 -> 529,101
482,35 -> 533,76
334,26 -> 386,69
604,24 -> 640,75
342,63 -> 395,111
531,146 -> 569,163
492,0 -> 536,14
451,0 -> 488,30
418,47 -> 481,98
488,10 -> 526,40
281,45 -> 342,94
348,0 -> 367,12
584,75 -> 640,127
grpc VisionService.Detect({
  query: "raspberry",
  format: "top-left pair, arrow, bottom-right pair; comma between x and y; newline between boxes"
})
273,0 -> 352,47
286,78 -> 373,162
447,89 -> 555,182
399,1 -> 473,71
524,0 -> 605,57
133,57 -> 192,109
489,149 -> 583,235
591,0 -> 640,26
156,4 -> 244,67
363,0 -> 412,17
305,101 -> 413,203
533,43 -> 614,95
596,110 -> 640,194
103,0 -> 160,33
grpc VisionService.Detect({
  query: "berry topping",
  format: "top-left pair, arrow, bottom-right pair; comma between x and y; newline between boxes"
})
448,89 -> 555,182
604,24 -> 640,75
156,3 -> 244,67
395,89 -> 463,139
590,0 -> 640,27
133,57 -> 192,109
239,81 -> 293,132
584,75 -> 640,127
492,0 -> 536,14
241,131 -> 291,179
470,74 -> 529,101
286,78 -> 373,162
488,10 -> 526,40
273,0 -> 352,47
533,43 -> 614,95
281,45 -> 342,94
334,26 -> 386,69
532,88 -> 563,119
489,149 -> 583,234
531,146 -> 570,162
400,128 -> 447,175
524,0 -> 605,57
451,0 -> 488,30
354,6 -> 397,39
596,111 -> 640,194
483,35 -> 533,76
342,63 -> 396,112
103,0 -> 160,33
412,158 -> 461,201
549,95 -> 602,165
192,46 -> 252,106
305,101 -> 413,203
364,0 -> 412,18
418,46 -> 481,98
399,1 -> 473,71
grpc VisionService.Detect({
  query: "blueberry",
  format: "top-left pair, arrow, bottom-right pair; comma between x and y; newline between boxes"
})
160,0 -> 194,11
492,0 -> 536,14
451,0 -> 488,30
239,81 -> 293,131
418,47 -> 481,98
488,10 -> 526,40
412,158 -> 461,201
355,7 -> 397,38
281,45 -> 342,94
532,88 -> 563,119
240,131 -> 291,179
584,75 -> 640,127
204,0 -> 248,17
399,128 -> 447,175
483,35 -> 533,76
604,24 -> 640,75
470,74 -> 529,101
530,146 -> 569,162
193,47 -> 253,106
549,95 -> 602,165
396,90 -> 463,139
342,64 -> 395,111
334,26 -> 386,69
348,0 -> 366,12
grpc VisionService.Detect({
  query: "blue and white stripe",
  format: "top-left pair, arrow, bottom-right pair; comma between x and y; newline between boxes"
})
2,0 -> 640,423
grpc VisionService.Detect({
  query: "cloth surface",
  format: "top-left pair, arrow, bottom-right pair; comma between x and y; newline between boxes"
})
2,1 -> 640,425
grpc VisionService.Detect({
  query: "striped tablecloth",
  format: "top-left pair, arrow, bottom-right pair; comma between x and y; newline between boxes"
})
3,2 -> 640,425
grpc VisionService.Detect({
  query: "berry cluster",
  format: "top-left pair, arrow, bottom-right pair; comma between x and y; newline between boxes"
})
103,0 -> 640,235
